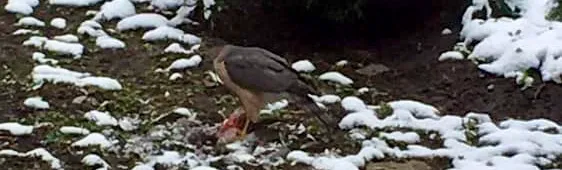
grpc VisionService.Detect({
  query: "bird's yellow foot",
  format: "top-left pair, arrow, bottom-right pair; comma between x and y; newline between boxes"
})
236,118 -> 251,140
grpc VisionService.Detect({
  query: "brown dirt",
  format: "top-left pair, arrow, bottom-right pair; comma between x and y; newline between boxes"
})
207,0 -> 562,123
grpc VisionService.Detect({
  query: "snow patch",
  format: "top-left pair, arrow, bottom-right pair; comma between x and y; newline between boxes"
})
50,18 -> 66,29
12,29 -> 39,35
166,55 -> 202,70
72,133 -> 113,148
32,65 -> 123,90
4,1 -> 34,15
32,52 -> 59,65
60,126 -> 91,135
94,0 -> 136,21
23,36 -> 47,48
96,36 -> 126,49
318,71 -> 353,85
169,73 -> 183,80
53,34 -> 79,43
77,20 -> 108,37
49,0 -> 103,6
291,60 -> 316,72
142,26 -> 184,41
164,43 -> 193,54
0,148 -> 62,169
23,96 -> 50,109
442,28 -> 453,35
116,13 -> 169,31
439,51 -> 465,61
43,40 -> 84,57
380,131 -> 421,143
0,122 -> 33,135
16,16 -> 45,27
82,154 -> 110,168
84,110 -> 118,126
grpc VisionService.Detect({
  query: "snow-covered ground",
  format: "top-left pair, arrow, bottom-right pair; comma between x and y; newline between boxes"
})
446,0 -> 562,87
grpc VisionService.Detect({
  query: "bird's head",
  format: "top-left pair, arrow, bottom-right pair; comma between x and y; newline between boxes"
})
202,38 -> 230,60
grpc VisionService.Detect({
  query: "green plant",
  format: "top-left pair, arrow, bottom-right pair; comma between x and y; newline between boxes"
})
548,0 -> 562,21
376,102 -> 393,119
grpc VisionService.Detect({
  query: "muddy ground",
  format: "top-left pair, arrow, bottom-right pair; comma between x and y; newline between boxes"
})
207,0 -> 562,122
0,0 -> 561,169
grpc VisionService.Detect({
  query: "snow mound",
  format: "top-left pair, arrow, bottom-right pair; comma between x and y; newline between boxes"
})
96,36 -> 126,49
380,131 -> 420,143
94,0 -> 136,21
179,33 -> 201,45
50,18 -> 66,29
142,26 -> 184,41
22,36 -> 47,48
291,97 -> 562,170
261,99 -> 289,114
49,0 -> 103,6
310,94 -> 341,104
84,110 -> 118,126
32,65 -> 123,90
23,96 -> 50,109
164,43 -> 192,54
82,154 -> 110,168
150,0 -> 183,10
318,71 -> 353,85
116,13 -> 169,31
166,55 -> 202,70
173,107 -> 194,117
72,133 -> 113,148
16,16 -> 45,27
12,29 -> 39,35
60,126 -> 91,135
43,40 -> 84,57
0,148 -> 62,169
53,34 -> 79,43
0,122 -> 33,135
4,0 -> 34,15
439,51 -> 464,61
77,20 -> 108,37
169,72 -> 183,80
291,60 -> 316,72
458,0 -> 562,84
32,52 -> 59,65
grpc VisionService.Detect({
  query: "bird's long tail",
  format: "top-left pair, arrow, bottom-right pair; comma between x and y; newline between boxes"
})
289,80 -> 338,130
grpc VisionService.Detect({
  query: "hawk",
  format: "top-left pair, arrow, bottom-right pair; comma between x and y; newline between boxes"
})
211,45 -> 332,142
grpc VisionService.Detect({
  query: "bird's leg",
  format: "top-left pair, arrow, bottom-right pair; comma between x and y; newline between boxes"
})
239,118 -> 250,137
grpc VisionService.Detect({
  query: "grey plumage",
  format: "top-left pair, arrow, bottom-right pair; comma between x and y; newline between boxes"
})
214,45 -> 335,129
222,45 -> 312,94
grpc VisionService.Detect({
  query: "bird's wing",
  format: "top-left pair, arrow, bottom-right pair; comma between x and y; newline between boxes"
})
224,47 -> 298,93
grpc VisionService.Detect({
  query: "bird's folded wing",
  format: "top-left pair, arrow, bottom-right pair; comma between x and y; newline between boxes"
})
224,51 -> 298,93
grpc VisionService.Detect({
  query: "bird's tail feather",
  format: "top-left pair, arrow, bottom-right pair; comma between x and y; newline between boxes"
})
295,94 -> 338,131
289,79 -> 338,130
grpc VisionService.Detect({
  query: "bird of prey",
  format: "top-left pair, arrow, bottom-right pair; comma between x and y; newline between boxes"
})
212,45 -> 332,142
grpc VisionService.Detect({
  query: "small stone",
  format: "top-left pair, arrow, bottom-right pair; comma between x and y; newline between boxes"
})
487,84 -> 494,91
355,64 -> 390,76
441,28 -> 452,35
72,96 -> 88,104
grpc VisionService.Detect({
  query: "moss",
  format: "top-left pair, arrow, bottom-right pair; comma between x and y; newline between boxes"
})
548,0 -> 562,21
376,102 -> 393,119
463,118 -> 479,146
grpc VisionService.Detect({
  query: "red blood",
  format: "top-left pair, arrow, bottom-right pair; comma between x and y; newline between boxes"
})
217,108 -> 246,140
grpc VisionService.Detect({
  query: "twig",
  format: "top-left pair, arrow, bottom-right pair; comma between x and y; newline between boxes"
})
534,84 -> 546,100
